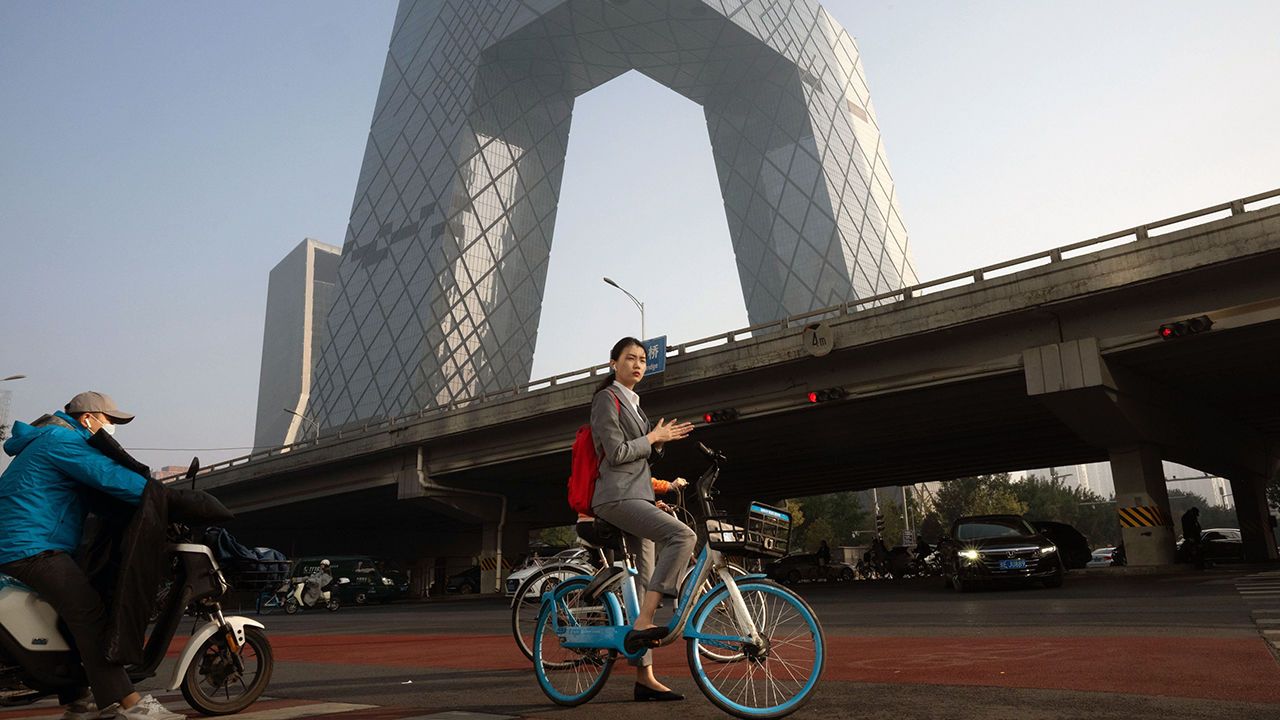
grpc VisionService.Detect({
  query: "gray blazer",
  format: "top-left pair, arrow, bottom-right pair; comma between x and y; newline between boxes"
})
590,386 -> 661,508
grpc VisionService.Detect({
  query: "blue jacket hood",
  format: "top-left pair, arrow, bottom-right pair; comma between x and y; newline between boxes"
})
3,411 -> 88,457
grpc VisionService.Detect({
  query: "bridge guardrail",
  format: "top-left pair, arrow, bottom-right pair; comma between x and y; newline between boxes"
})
197,187 -> 1280,477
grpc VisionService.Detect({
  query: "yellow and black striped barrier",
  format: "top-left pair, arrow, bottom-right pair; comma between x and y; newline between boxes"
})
1117,505 -> 1168,528
479,556 -> 513,571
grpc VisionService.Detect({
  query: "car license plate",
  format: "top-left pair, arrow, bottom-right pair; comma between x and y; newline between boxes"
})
999,558 -> 1026,570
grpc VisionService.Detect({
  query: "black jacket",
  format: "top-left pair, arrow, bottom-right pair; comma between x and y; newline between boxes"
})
81,432 -> 231,664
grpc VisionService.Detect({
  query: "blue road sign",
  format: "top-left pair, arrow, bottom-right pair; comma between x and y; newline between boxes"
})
643,336 -> 667,375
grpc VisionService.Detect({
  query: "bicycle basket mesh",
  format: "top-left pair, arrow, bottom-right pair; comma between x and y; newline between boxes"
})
706,502 -> 791,558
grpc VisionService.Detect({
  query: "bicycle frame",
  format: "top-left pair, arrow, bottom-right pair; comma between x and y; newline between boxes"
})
546,449 -> 767,660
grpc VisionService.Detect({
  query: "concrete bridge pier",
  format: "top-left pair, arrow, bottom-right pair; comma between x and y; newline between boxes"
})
1109,445 -> 1176,565
399,448 -> 529,594
1228,471 -> 1279,561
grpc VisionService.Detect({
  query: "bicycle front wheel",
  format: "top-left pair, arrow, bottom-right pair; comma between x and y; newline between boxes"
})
686,579 -> 824,719
532,577 -> 619,706
678,563 -> 749,663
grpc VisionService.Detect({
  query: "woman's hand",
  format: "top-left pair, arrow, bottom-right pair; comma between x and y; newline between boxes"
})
647,417 -> 694,446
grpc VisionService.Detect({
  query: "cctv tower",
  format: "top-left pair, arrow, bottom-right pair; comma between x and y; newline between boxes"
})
309,0 -> 918,428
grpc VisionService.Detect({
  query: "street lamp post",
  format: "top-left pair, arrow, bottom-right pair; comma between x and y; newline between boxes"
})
282,407 -> 320,443
602,277 -> 645,341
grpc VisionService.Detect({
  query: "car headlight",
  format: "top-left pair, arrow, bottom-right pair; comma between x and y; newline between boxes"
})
1039,545 -> 1058,555
959,549 -> 980,561
382,577 -> 394,585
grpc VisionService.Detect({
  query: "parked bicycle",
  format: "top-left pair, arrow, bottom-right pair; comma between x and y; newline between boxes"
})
531,443 -> 825,718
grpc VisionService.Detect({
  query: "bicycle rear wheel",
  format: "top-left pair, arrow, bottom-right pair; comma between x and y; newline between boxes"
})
532,577 -> 619,706
686,579 -> 824,718
511,563 -> 592,661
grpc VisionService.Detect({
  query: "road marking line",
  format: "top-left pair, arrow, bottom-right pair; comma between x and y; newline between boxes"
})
183,704 -> 376,720
399,707 -> 519,712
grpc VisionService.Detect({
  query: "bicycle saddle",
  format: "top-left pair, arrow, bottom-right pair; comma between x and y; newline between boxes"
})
576,519 -> 624,551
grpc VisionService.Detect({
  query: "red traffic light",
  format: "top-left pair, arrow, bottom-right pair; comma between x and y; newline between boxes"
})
703,409 -> 739,423
807,387 -> 847,403
1158,314 -> 1213,340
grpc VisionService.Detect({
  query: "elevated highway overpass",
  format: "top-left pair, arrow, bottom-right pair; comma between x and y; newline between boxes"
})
193,189 -> 1280,588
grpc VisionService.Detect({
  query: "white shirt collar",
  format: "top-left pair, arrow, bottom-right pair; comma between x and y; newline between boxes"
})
611,380 -> 641,415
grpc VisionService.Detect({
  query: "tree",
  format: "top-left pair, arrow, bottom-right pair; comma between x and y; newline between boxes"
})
1014,474 -> 1117,547
783,491 -> 866,552
931,474 -> 1026,527
1167,489 -> 1237,534
536,525 -> 577,549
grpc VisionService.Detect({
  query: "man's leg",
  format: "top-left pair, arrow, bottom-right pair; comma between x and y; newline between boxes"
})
0,552 -> 134,708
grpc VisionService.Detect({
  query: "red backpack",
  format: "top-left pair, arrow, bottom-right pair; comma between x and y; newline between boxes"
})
567,391 -> 621,515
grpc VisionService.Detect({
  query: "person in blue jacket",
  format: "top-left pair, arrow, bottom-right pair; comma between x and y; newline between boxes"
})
0,392 -> 184,720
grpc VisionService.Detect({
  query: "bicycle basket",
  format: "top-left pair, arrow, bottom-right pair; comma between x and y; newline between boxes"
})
222,559 -> 291,591
706,502 -> 791,558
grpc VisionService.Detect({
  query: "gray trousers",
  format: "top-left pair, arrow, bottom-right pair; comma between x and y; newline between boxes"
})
0,551 -> 134,706
594,500 -> 698,665
594,499 -> 696,598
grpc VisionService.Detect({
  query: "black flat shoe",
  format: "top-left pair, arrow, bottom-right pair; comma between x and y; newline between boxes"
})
634,683 -> 684,702
623,626 -> 669,653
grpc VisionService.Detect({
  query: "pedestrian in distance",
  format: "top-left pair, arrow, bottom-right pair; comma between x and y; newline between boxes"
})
817,539 -> 831,566
0,392 -> 186,720
589,337 -> 696,702
1181,507 -> 1204,569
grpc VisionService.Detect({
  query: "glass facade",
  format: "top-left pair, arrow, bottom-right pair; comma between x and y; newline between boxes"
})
310,0 -> 917,428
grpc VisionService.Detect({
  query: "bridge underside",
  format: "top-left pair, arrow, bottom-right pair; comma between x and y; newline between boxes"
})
204,202 -> 1280,580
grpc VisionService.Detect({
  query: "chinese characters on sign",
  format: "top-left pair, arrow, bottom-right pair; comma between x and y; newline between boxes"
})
642,336 -> 667,376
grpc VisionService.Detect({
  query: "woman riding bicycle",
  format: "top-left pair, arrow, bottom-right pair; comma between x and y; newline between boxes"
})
589,336 -> 695,702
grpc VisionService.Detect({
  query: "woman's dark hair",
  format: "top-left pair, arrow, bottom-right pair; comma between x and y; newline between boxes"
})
596,336 -> 645,392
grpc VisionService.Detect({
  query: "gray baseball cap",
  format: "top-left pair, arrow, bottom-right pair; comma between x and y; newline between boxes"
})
64,391 -> 135,424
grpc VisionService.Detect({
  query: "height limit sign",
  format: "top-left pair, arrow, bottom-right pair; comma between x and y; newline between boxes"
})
802,322 -> 833,357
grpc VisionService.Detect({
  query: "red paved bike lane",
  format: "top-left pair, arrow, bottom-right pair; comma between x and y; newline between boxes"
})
239,632 -> 1280,705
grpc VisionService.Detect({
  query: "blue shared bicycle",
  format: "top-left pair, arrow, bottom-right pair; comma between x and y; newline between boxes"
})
532,444 -> 825,718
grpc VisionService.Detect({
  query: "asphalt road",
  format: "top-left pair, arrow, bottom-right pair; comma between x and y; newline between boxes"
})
117,565 -> 1280,719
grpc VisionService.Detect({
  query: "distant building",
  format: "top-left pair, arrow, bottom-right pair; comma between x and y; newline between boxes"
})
152,465 -> 190,482
252,238 -> 341,451
0,389 -> 12,443
308,0 -> 918,429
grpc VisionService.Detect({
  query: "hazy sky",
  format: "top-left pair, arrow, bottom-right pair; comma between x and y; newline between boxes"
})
3,1 -> 1278,472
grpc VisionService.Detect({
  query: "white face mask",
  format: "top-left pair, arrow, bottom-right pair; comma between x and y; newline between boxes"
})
85,417 -> 116,436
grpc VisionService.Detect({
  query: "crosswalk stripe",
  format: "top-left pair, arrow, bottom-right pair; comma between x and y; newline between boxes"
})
0,699 -> 370,720
1239,570 -> 1280,663
208,703 -> 376,720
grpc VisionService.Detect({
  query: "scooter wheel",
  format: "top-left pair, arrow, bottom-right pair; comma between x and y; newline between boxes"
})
326,599 -> 341,612
284,598 -> 298,615
181,626 -> 274,715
